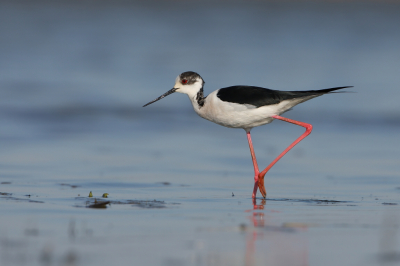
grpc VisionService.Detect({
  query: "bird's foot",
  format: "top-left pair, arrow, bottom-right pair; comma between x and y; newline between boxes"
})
258,173 -> 267,198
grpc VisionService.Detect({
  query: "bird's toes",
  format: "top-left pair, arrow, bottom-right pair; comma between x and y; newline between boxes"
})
258,176 -> 267,198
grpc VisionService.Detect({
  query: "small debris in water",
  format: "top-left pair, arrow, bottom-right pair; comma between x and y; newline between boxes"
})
382,202 -> 398,205
0,192 -> 43,203
87,200 -> 110,209
60,183 -> 79,189
88,191 -> 93,197
232,192 -> 234,197
1,182 -> 11,184
102,193 -> 109,198
131,199 -> 166,209
239,223 -> 247,231
266,198 -> 351,205
75,197 -> 174,209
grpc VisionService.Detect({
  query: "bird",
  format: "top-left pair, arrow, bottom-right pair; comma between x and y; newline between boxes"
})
143,71 -> 351,198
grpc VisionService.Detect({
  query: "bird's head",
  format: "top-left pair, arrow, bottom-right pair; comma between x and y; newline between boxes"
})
143,71 -> 204,107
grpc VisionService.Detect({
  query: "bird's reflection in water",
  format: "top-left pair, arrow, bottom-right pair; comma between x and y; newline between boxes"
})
244,198 -> 266,266
244,198 -> 309,266
252,198 -> 266,210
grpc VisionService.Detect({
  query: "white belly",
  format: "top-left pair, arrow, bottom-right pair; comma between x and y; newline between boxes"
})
193,91 -> 294,130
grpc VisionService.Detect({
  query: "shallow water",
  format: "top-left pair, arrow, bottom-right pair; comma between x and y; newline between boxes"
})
1,1 -> 400,266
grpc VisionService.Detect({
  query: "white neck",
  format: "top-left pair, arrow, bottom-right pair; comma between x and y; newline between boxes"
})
175,81 -> 205,111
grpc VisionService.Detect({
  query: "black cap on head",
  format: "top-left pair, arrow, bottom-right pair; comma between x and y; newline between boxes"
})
179,71 -> 203,85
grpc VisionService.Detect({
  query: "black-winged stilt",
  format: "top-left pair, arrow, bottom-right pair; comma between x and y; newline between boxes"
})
143,71 -> 351,198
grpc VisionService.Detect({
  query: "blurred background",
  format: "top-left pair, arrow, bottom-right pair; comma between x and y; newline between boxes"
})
1,0 -> 399,184
1,0 -> 399,139
1,0 -> 399,266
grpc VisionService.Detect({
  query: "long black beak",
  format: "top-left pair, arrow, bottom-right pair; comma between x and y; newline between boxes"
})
143,88 -> 178,107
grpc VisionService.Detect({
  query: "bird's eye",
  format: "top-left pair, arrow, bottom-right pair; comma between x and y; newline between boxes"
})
182,79 -> 188,84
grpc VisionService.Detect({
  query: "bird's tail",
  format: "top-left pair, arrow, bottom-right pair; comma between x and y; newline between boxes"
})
287,86 -> 353,97
276,86 -> 353,115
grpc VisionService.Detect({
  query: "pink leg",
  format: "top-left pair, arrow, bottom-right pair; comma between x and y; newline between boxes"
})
258,115 -> 313,198
246,131 -> 260,198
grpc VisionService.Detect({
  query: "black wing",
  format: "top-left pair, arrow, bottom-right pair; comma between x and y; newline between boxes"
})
216,86 -> 352,108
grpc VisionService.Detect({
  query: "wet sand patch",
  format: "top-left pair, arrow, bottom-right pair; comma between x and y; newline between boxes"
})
0,192 -> 44,203
265,198 -> 352,205
74,197 -> 179,209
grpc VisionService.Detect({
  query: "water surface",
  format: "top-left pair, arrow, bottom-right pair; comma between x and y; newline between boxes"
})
1,1 -> 400,265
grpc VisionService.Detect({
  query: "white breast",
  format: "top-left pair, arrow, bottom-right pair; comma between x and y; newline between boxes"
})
190,90 -> 312,131
192,91 -> 263,130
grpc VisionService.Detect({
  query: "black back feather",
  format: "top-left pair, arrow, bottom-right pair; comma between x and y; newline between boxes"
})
216,86 -> 352,108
